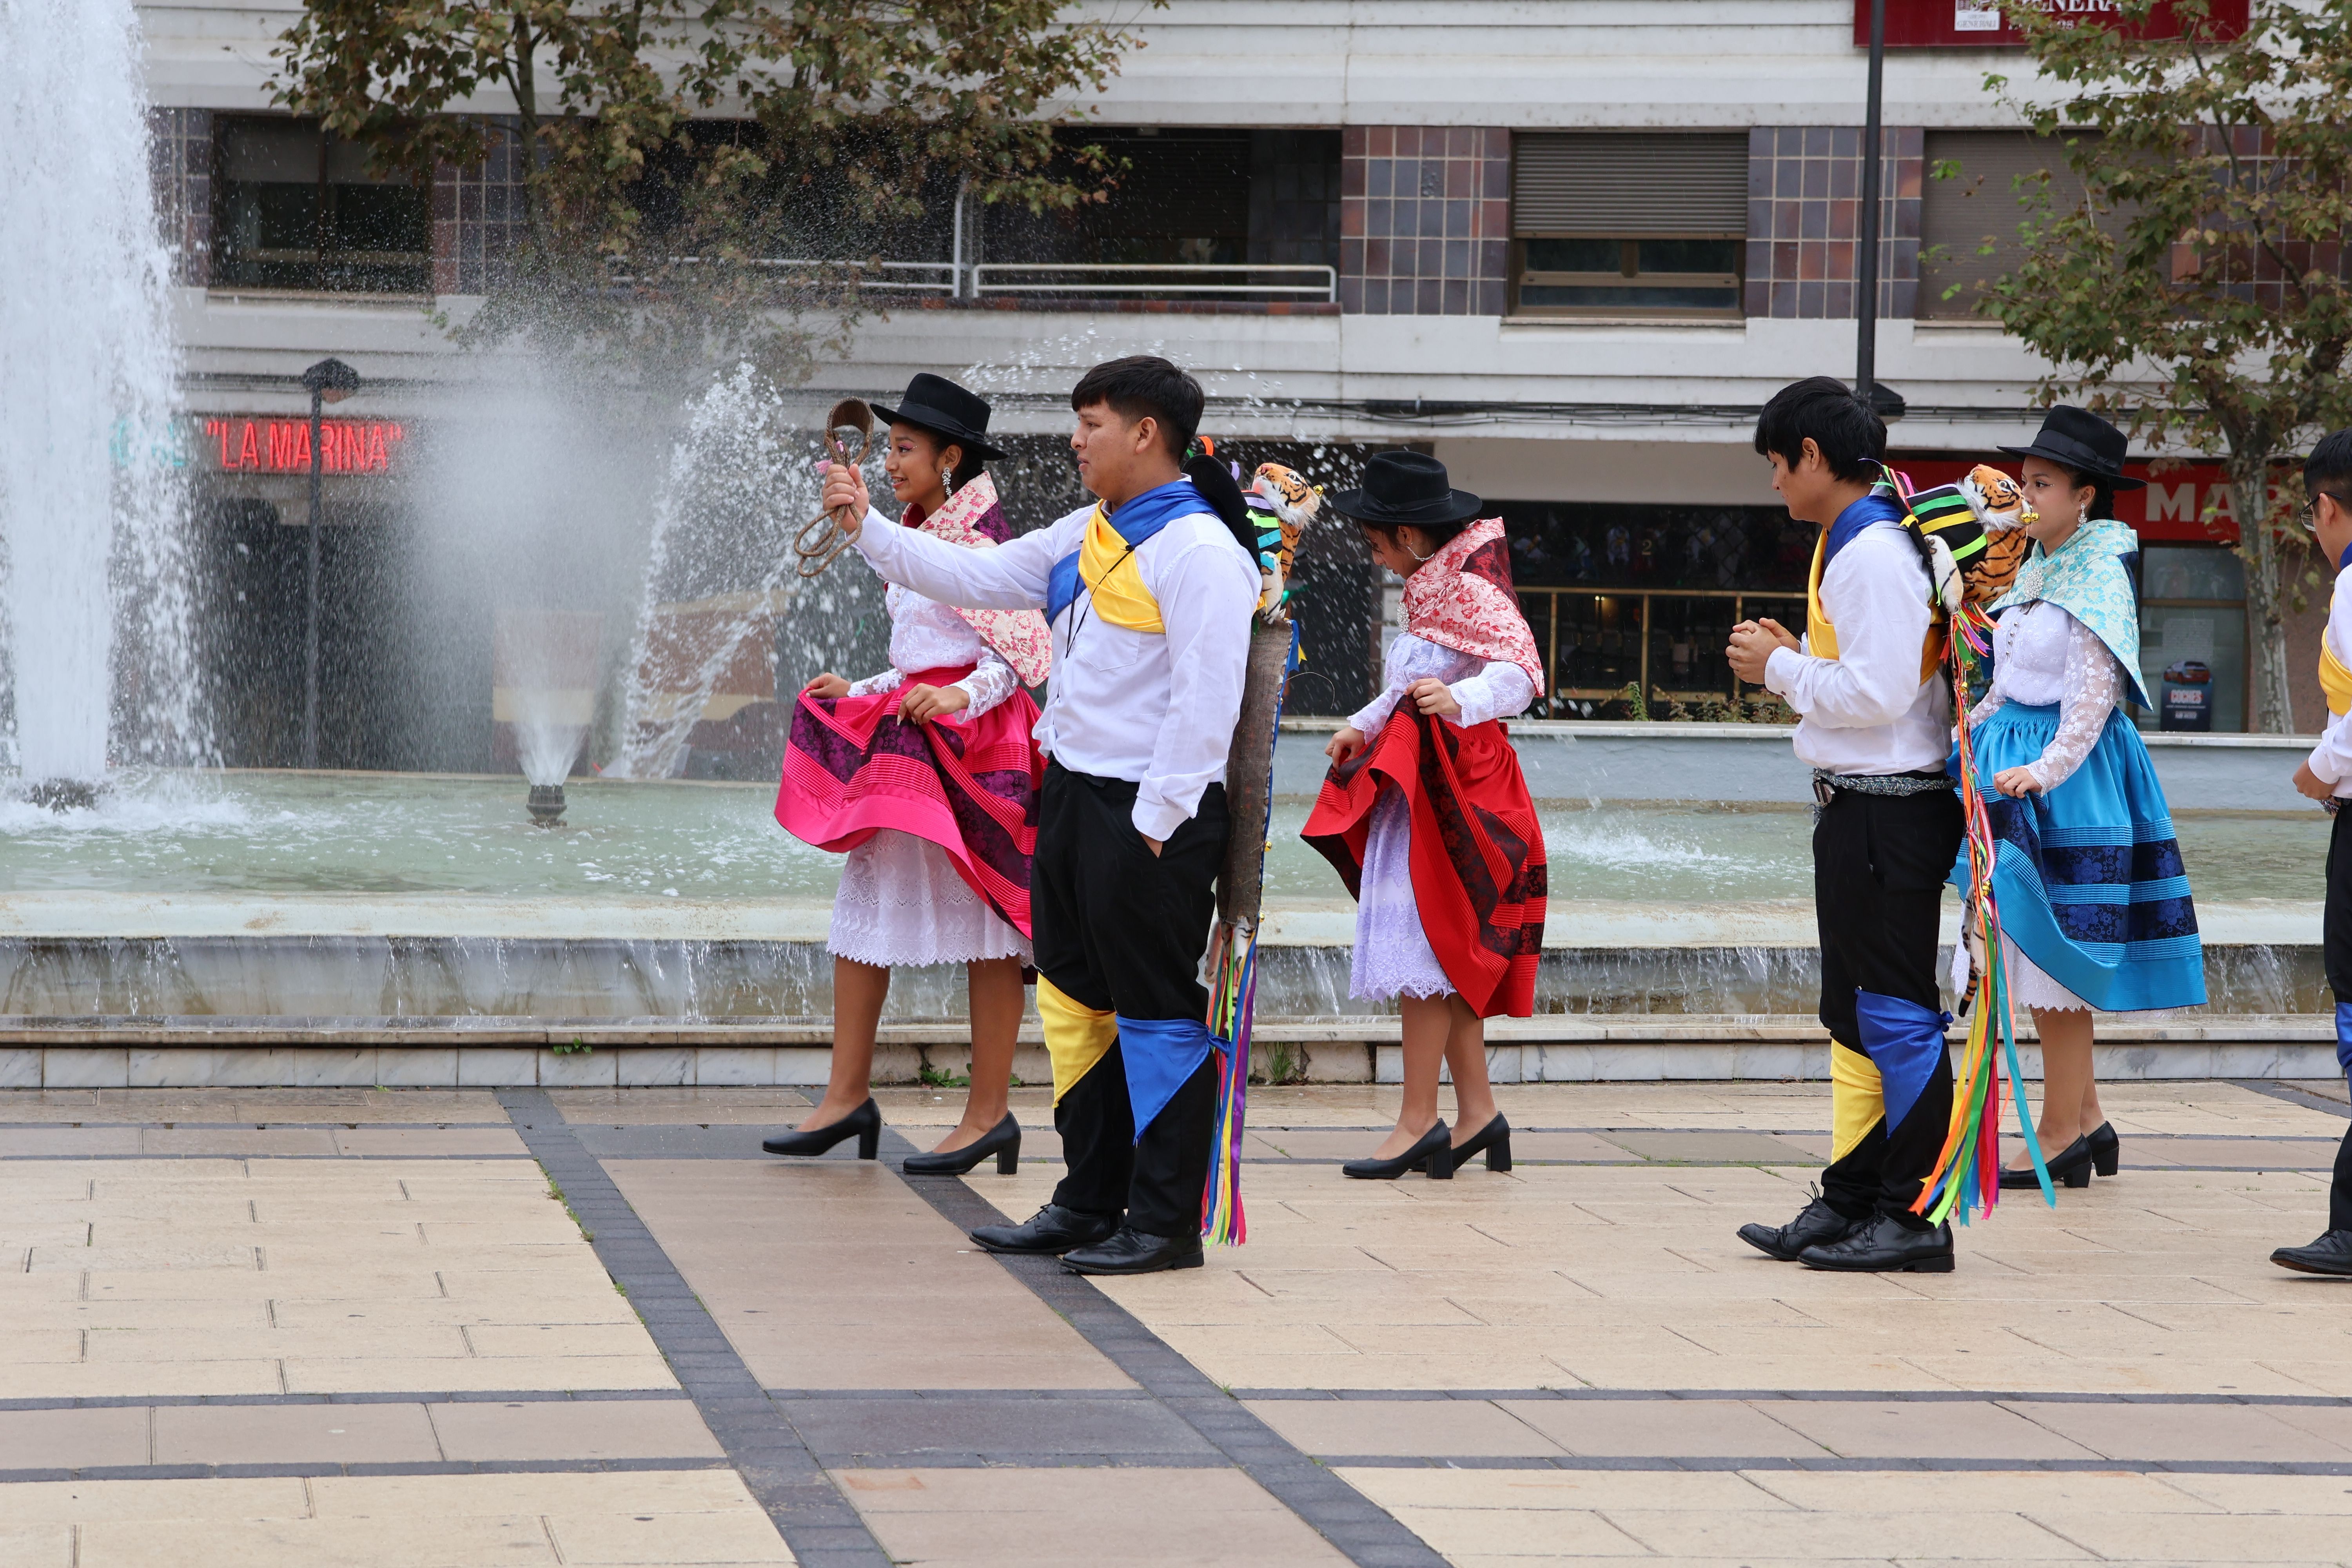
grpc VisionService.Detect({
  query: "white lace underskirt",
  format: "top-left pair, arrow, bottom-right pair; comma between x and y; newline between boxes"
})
1349,786 -> 1455,1001
2004,940 -> 2090,1014
828,828 -> 1031,968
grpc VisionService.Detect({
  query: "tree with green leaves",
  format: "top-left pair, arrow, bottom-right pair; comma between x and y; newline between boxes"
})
272,0 -> 1151,387
1960,0 -> 2352,732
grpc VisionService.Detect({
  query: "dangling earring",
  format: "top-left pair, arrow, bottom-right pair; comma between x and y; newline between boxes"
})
941,467 -> 956,496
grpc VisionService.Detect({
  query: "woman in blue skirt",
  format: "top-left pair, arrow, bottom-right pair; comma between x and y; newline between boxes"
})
1964,407 -> 2205,1191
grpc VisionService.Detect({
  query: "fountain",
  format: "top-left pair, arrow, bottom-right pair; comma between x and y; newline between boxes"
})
0,0 -> 206,800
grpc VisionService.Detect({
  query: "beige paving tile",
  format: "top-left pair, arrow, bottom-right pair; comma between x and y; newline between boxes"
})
834,1466 -> 1350,1565
1744,1467 -> 2222,1514
0,1407 -> 149,1470
332,1128 -> 528,1157
1376,1503 -> 1653,1558
427,1399 -> 724,1461
1600,1504 -> 2091,1559
151,1402 -> 441,1465
283,1354 -> 677,1394
1243,1398 -> 1566,1457
609,1160 -> 1128,1391
543,1510 -> 791,1564
0,1476 -> 314,1521
1758,1399 -> 2103,1461
1341,1467 -> 1793,1511
1998,1398 -> 2352,1462
81,1513 -> 561,1565
2029,1509 -> 2352,1560
1499,1397 -> 1833,1459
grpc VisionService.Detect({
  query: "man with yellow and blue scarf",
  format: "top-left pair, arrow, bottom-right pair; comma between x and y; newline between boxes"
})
823,356 -> 1259,1276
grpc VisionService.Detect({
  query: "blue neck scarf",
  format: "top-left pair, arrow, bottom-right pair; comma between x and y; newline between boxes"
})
1821,489 -> 1907,571
2337,537 -> 2352,573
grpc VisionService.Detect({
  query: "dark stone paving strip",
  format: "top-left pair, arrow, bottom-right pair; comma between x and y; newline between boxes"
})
0,1390 -> 689,1412
769,1388 -> 1152,1401
1238,1387 -> 2352,1407
2233,1079 -> 2352,1118
0,1153 -> 532,1161
0,1457 -> 730,1484
498,1088 -> 891,1568
1318,1454 -> 2352,1475
883,1129 -> 1449,1568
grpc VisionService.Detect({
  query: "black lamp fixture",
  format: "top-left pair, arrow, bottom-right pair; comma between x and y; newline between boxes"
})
298,358 -> 361,770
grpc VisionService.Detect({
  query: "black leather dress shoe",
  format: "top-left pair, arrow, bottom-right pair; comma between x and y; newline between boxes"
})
1060,1225 -> 1205,1276
1798,1212 -> 1956,1273
968,1203 -> 1118,1256
2087,1120 -> 2120,1177
2272,1229 -> 2352,1276
1433,1113 -> 1512,1179
901,1112 -> 1020,1177
760,1097 -> 880,1160
1343,1121 -> 1448,1180
1737,1194 -> 1859,1261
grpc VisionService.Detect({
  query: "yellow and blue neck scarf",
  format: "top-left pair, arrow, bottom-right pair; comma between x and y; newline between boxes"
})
1044,478 -> 1211,634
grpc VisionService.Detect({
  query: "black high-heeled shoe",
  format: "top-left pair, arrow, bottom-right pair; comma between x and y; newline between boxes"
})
761,1096 -> 880,1160
900,1111 -> 1021,1176
1343,1121 -> 1449,1180
1432,1113 -> 1512,1180
1999,1134 -> 2092,1190
2087,1121 -> 2120,1177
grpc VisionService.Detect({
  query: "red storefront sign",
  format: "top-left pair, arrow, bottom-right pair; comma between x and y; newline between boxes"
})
1889,456 -> 2256,543
201,416 -> 406,475
1857,0 -> 2249,47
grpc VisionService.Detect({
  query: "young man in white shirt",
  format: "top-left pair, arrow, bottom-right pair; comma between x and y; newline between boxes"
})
1724,377 -> 1964,1274
822,356 -> 1259,1276
2278,429 -> 2352,1276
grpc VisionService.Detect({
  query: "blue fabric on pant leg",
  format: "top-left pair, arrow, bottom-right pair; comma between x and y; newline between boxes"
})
1854,989 -> 1950,1131
1116,1014 -> 1215,1145
2337,1003 -> 2352,1083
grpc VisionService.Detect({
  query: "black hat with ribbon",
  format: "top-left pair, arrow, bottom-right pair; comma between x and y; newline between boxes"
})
1998,405 -> 2145,491
869,373 -> 1005,462
1328,450 -> 1485,527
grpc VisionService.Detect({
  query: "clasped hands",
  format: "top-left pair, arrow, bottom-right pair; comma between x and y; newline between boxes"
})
1725,617 -> 1798,684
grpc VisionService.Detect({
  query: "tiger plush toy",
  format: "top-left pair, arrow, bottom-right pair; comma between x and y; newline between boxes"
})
1243,461 -> 1319,622
1906,462 -> 2036,613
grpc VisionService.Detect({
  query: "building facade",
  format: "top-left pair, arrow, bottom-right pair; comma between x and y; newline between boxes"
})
140,0 -> 2308,769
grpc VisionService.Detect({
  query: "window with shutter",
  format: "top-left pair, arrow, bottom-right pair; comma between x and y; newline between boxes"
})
1919,131 -> 2114,320
1509,133 -> 1748,318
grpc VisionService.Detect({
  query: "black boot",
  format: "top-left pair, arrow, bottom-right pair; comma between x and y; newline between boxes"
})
2272,1230 -> 2352,1276
1061,1225 -> 1204,1276
1798,1212 -> 1955,1273
901,1112 -> 1020,1177
1737,1192 -> 1860,1261
968,1203 -> 1118,1256
760,1097 -> 880,1160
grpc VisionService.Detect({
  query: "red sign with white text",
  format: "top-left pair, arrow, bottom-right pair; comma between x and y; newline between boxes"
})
201,417 -> 406,475
1889,456 -> 2249,543
1857,0 -> 2249,48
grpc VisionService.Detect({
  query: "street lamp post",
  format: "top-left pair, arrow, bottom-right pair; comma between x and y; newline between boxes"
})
1857,0 -> 1887,405
298,357 -> 360,769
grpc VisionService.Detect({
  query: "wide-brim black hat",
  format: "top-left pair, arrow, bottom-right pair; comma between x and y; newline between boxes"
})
869,372 -> 1004,461
1999,404 -> 2145,491
1328,450 -> 1484,528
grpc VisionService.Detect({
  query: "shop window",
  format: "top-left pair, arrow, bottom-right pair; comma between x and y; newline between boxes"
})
1509,133 -> 1747,318
2138,544 -> 2247,732
213,117 -> 431,294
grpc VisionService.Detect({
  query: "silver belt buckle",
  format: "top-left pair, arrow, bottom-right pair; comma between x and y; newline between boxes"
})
1813,776 -> 1837,808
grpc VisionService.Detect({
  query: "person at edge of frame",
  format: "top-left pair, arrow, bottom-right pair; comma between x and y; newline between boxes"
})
2276,428 -> 2352,1276
818,355 -> 1259,1277
1724,376 -> 1966,1274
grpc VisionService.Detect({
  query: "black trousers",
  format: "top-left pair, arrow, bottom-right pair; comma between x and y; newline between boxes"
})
2324,805 -> 2352,1232
1032,763 -> 1227,1239
1813,784 -> 1965,1221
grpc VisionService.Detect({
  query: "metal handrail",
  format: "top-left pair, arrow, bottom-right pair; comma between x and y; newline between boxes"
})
608,258 -> 958,294
1515,584 -> 1806,711
971,263 -> 1338,301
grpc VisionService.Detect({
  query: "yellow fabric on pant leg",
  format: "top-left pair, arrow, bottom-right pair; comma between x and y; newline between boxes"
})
1037,975 -> 1116,1105
1830,1040 -> 1887,1164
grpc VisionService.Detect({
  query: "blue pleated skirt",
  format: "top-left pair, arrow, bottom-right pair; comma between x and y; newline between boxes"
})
1960,702 -> 2206,1013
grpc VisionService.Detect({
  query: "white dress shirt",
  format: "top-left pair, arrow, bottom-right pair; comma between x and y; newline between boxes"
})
851,497 -> 1259,840
1762,520 -> 1952,776
2308,562 -> 2352,798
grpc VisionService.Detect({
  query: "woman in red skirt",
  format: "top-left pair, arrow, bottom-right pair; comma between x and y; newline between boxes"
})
1304,452 -> 1548,1180
767,376 -> 1052,1175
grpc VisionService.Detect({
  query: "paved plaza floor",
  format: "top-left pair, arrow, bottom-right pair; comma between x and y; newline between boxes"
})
0,1078 -> 2347,1565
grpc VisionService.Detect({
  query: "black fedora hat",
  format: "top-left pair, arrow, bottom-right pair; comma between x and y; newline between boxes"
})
869,373 -> 1004,461
1328,451 -> 1484,528
1998,405 -> 2145,491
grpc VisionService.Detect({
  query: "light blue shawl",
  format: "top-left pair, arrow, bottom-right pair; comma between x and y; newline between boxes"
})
1992,517 -> 2149,708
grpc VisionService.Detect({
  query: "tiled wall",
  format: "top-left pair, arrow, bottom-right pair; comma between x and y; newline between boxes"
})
1744,126 -> 1923,320
1339,126 -> 1511,316
431,119 -> 526,295
149,109 -> 212,287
